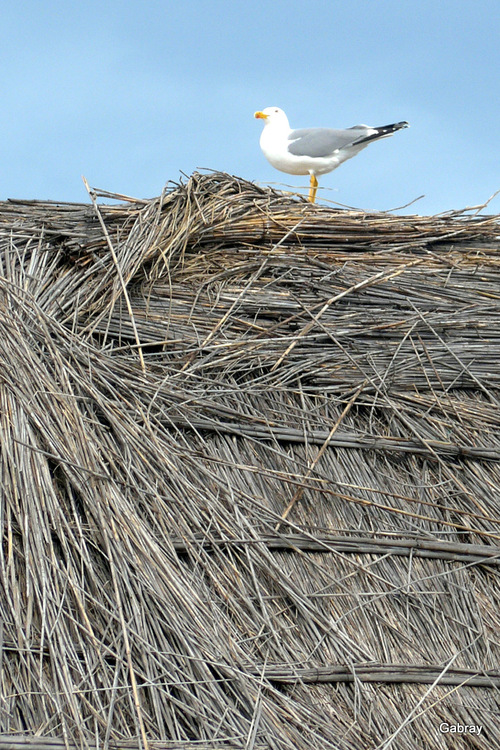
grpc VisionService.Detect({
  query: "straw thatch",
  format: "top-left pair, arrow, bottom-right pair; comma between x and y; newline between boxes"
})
1,171 -> 500,749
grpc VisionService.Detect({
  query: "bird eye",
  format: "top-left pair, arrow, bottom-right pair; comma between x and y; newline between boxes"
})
274,109 -> 279,113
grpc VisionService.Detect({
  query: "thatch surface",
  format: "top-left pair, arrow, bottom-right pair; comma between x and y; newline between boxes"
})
1,172 -> 500,748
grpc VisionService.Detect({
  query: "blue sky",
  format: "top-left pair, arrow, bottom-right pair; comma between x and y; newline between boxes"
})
1,0 -> 498,214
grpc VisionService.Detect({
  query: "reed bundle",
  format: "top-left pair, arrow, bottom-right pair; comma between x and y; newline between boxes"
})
1,172 -> 500,748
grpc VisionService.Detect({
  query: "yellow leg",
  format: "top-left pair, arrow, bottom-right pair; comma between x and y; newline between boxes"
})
308,174 -> 318,203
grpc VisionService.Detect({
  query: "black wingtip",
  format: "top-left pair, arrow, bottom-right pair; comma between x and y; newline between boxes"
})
354,121 -> 410,146
385,121 -> 409,132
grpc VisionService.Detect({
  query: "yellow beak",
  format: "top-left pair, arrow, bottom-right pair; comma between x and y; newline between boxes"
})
254,111 -> 268,120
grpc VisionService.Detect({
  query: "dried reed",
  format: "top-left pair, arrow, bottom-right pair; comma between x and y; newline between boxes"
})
1,172 -> 500,749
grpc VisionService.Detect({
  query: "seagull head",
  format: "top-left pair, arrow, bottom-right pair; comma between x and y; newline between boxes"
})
254,107 -> 290,129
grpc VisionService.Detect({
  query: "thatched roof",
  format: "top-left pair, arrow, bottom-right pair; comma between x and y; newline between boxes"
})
1,172 -> 500,749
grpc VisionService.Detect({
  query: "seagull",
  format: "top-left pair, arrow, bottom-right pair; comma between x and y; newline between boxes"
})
254,107 -> 409,203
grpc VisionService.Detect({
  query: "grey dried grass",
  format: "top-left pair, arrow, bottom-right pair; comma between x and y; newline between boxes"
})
1,172 -> 500,749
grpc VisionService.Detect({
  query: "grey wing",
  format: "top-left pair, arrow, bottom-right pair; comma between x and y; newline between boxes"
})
287,126 -> 373,158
